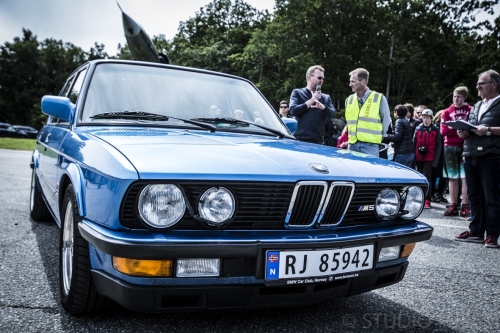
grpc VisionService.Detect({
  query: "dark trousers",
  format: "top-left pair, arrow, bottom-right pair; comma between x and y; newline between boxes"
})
416,161 -> 433,200
464,156 -> 500,237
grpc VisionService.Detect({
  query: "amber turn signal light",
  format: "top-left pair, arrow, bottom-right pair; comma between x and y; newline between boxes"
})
401,243 -> 416,257
112,257 -> 172,277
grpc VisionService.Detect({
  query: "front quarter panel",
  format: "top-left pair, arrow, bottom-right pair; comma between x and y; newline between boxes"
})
58,129 -> 139,229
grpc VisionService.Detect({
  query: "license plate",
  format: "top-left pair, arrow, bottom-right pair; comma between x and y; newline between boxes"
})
265,244 -> 374,285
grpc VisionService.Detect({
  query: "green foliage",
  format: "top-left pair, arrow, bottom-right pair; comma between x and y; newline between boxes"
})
167,0 -> 270,74
87,42 -> 109,60
0,29 -> 108,129
161,0 -> 500,113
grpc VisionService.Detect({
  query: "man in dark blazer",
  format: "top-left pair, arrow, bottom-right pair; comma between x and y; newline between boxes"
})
289,65 -> 336,144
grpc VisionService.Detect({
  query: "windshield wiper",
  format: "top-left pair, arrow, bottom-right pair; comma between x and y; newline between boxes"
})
90,111 -> 216,132
192,117 -> 293,139
91,111 -> 169,121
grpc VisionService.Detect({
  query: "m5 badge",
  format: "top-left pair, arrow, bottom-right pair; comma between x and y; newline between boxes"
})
358,205 -> 374,211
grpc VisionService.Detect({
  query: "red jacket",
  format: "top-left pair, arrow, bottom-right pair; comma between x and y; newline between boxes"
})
414,124 -> 441,165
336,131 -> 348,149
440,103 -> 472,146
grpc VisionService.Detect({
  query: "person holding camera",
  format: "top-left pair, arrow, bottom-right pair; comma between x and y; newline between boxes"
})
414,109 -> 442,209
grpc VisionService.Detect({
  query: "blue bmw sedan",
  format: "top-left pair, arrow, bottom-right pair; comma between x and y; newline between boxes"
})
30,59 -> 432,314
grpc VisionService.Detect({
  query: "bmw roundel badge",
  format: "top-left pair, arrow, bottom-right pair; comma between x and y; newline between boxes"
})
310,163 -> 329,174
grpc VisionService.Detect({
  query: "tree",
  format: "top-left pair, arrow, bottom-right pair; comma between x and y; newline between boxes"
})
233,0 -> 499,112
87,42 -> 109,60
168,0 -> 270,74
0,29 -> 90,128
0,29 -> 41,126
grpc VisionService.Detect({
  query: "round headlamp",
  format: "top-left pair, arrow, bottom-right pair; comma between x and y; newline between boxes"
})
401,186 -> 424,219
375,188 -> 400,218
138,184 -> 186,228
198,187 -> 235,227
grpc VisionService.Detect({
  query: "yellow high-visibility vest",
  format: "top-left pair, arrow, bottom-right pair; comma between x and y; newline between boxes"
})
345,91 -> 383,144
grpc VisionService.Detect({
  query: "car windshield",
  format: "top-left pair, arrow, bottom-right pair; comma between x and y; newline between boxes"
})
81,63 -> 287,135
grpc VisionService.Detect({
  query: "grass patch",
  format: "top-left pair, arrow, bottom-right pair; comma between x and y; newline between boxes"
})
0,138 -> 36,151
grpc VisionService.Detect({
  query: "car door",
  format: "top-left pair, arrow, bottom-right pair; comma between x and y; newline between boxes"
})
39,68 -> 87,218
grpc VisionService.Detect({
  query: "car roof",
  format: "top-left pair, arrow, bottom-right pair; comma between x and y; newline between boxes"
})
69,59 -> 250,85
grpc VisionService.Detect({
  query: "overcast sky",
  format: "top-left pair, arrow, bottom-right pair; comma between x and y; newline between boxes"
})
0,0 -> 275,56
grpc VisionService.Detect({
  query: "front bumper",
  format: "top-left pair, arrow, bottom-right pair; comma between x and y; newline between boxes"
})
80,220 -> 432,312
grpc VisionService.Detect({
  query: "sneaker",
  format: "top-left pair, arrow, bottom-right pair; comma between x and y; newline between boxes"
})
444,203 -> 459,216
460,204 -> 471,218
454,231 -> 484,243
467,216 -> 473,222
484,235 -> 499,248
424,200 -> 431,209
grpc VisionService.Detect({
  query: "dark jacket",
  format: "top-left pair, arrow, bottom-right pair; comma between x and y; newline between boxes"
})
290,87 -> 336,143
383,117 -> 415,154
324,118 -> 340,147
408,117 -> 421,138
413,123 -> 442,168
463,97 -> 500,158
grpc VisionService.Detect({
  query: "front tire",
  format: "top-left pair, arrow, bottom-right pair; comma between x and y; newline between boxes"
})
59,184 -> 109,314
30,168 -> 52,221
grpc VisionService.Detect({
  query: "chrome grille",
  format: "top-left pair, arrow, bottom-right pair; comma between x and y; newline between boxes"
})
120,181 -> 425,230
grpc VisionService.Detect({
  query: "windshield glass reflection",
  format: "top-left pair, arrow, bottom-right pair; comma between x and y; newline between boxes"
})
81,63 -> 286,134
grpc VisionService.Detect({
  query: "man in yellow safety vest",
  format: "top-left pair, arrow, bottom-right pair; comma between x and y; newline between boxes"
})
345,68 -> 391,157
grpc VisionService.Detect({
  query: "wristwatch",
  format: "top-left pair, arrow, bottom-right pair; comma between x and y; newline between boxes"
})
486,127 -> 491,136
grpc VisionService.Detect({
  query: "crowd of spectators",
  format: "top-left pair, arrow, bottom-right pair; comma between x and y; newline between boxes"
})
280,65 -> 500,248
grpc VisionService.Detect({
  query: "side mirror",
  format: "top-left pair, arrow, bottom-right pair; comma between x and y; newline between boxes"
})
41,96 -> 75,122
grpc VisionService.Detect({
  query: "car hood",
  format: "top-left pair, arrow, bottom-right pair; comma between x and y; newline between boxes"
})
88,128 -> 425,182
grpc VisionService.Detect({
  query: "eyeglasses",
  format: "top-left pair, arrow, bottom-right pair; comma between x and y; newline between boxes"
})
476,81 -> 494,87
280,106 -> 288,109
312,76 -> 324,80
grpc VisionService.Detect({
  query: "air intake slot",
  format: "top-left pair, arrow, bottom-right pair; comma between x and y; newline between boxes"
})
318,182 -> 355,226
286,181 -> 327,227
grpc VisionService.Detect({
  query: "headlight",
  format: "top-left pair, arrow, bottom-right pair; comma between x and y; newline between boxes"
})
375,188 -> 400,218
138,184 -> 186,228
198,187 -> 235,227
401,186 -> 424,219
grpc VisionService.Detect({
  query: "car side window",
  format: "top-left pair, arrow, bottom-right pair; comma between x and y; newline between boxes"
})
49,68 -> 87,125
60,75 -> 76,98
68,68 -> 87,104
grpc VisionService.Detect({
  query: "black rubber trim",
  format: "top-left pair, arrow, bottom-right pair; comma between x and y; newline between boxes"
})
79,222 -> 433,260
378,227 -> 434,248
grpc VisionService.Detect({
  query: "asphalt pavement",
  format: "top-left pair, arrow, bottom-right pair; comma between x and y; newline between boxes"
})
0,148 -> 499,333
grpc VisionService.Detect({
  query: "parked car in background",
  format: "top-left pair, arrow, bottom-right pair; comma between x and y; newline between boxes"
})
0,122 -> 27,138
30,59 -> 433,315
13,125 -> 38,139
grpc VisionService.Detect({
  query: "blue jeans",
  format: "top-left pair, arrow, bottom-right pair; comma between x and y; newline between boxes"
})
348,142 -> 380,157
464,156 -> 500,237
394,153 -> 415,168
